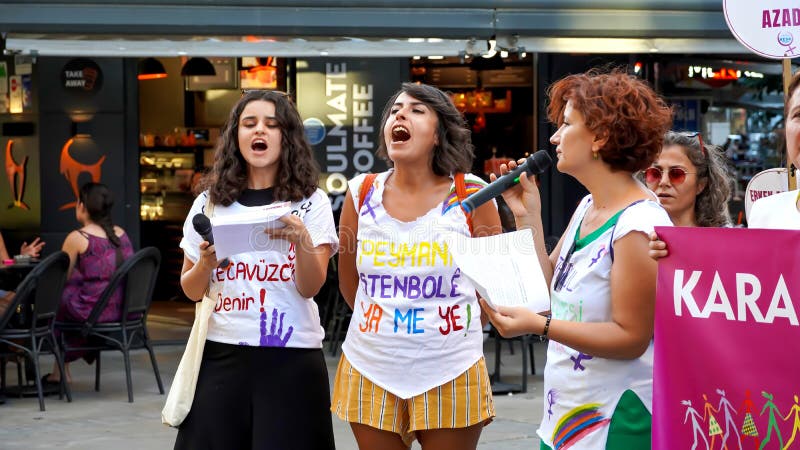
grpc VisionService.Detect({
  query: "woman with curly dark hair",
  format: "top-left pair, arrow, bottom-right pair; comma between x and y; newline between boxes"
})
332,82 -> 501,450
644,131 -> 733,227
174,90 -> 338,449
483,70 -> 673,450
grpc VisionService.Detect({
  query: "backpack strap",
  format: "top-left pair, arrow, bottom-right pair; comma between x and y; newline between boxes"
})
608,199 -> 646,262
356,172 -> 474,235
357,173 -> 378,212
454,172 -> 475,236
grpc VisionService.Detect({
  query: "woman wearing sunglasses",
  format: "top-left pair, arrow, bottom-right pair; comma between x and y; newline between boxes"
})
643,131 -> 733,228
650,70 -> 800,261
482,69 -> 673,450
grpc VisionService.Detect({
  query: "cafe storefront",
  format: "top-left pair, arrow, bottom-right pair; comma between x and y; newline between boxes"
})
0,0 -> 796,298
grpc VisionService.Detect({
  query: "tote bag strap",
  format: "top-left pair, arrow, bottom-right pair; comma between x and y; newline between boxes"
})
161,192 -> 217,427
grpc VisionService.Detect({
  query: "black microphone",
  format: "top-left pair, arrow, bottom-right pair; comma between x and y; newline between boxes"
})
461,150 -> 553,214
192,213 -> 230,269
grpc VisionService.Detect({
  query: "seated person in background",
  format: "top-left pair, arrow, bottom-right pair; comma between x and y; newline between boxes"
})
0,231 -> 44,319
0,231 -> 45,261
44,182 -> 134,385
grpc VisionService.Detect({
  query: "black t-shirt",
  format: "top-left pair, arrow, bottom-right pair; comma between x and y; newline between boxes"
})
238,188 -> 275,207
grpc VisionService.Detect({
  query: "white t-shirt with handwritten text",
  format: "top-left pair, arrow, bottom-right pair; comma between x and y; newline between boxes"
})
180,189 -> 338,348
537,196 -> 672,449
341,171 -> 487,399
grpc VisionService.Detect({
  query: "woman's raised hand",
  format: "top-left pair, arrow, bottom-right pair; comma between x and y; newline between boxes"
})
491,158 -> 542,222
197,241 -> 223,271
266,214 -> 312,248
20,237 -> 45,258
648,231 -> 669,260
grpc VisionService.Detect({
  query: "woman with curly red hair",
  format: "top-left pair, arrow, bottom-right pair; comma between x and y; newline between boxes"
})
483,69 -> 673,450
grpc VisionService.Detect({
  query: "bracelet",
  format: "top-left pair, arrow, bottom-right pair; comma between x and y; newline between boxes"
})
540,315 -> 552,341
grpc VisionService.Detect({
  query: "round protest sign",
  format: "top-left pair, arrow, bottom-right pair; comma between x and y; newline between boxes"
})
744,167 -> 790,220
724,0 -> 800,59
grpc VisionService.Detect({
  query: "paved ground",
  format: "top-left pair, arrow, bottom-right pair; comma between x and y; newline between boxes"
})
0,301 -> 545,449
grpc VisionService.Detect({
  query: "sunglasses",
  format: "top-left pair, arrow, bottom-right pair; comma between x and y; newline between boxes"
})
644,166 -> 696,186
679,131 -> 706,156
241,89 -> 291,97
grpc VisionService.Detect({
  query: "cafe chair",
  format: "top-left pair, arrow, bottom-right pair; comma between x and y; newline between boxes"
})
327,296 -> 351,357
487,324 -> 539,395
55,247 -> 164,403
0,251 -> 71,411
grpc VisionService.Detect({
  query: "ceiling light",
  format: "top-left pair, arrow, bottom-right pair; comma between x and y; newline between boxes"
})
137,57 -> 167,80
180,57 -> 216,76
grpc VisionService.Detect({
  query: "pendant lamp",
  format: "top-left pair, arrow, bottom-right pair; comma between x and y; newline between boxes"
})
181,57 -> 216,76
137,58 -> 167,80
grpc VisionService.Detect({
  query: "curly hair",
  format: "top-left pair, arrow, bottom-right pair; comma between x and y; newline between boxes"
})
376,82 -> 474,176
546,69 -> 673,172
198,90 -> 320,206
659,132 -> 733,227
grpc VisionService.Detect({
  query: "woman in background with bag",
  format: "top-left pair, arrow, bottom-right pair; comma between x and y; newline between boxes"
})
171,90 -> 338,450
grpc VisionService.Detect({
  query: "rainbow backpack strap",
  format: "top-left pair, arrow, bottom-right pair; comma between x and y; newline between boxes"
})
454,172 -> 475,236
357,173 -> 378,212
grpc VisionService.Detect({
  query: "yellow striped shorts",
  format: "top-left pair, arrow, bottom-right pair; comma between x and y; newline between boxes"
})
331,354 -> 495,446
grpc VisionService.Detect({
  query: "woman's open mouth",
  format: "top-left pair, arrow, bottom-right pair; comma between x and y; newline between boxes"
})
251,140 -> 267,151
391,125 -> 411,143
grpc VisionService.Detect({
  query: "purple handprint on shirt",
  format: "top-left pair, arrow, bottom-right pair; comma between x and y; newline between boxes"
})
258,289 -> 294,347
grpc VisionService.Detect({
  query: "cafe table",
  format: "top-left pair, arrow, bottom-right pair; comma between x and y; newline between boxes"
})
0,259 -> 39,291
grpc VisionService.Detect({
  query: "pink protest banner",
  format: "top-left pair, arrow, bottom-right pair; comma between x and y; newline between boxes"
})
653,226 -> 800,450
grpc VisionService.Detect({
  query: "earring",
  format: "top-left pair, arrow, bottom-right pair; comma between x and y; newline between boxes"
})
593,151 -> 599,160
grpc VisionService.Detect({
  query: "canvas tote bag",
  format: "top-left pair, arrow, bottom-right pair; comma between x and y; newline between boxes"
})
161,197 -> 216,427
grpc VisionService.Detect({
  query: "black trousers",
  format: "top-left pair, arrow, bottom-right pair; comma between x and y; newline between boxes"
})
174,341 -> 335,450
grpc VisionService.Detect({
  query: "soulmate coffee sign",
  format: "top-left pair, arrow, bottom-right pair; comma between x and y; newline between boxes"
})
652,227 -> 800,450
724,0 -> 800,59
296,58 -> 403,212
60,58 -> 103,93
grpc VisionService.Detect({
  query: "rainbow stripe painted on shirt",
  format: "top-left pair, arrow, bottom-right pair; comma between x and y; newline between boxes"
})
551,403 -> 611,449
441,180 -> 486,214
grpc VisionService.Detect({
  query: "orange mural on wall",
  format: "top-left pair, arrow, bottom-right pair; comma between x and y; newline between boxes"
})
4,139 -> 30,210
59,137 -> 106,210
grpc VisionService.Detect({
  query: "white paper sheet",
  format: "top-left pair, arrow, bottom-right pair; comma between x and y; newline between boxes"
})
446,230 -> 550,313
211,202 -> 291,259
